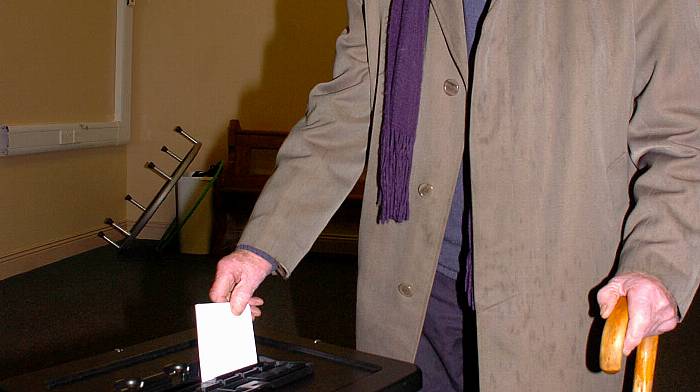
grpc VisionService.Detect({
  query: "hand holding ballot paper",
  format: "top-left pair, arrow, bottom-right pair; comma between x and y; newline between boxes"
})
209,249 -> 273,319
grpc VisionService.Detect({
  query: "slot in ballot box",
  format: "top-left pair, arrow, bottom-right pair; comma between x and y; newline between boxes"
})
0,329 -> 421,391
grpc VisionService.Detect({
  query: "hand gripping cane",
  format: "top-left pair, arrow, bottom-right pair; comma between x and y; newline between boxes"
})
600,296 -> 659,392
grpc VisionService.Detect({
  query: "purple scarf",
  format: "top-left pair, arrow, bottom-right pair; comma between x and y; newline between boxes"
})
378,0 -> 431,223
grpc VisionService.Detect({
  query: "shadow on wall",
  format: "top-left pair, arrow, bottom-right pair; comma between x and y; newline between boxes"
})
237,0 -> 348,131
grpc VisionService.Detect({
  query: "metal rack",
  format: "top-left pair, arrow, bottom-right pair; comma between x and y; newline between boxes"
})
99,126 -> 201,252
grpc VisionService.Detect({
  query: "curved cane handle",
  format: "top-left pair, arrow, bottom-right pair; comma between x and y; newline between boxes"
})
599,296 -> 659,392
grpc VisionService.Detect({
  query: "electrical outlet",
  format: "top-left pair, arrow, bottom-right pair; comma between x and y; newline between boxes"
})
0,125 -> 8,155
60,129 -> 76,145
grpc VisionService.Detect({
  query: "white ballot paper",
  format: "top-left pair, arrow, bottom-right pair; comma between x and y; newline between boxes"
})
195,303 -> 258,382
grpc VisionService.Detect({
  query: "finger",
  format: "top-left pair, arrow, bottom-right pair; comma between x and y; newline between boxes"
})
209,271 -> 236,302
648,304 -> 679,334
623,301 -> 652,356
249,296 -> 264,307
654,317 -> 679,335
597,286 -> 622,319
229,279 -> 260,315
250,306 -> 262,319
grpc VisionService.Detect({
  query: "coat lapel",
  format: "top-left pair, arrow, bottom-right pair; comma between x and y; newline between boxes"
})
429,0 -> 469,82
365,0 -> 383,105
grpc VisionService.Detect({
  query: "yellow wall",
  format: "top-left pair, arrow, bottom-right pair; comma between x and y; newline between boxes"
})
0,1 -> 125,260
0,0 -> 116,124
128,1 -> 347,224
0,0 -> 347,261
0,147 -> 126,257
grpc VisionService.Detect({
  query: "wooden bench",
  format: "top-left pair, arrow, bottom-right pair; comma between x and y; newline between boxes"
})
215,120 -> 362,255
220,119 -> 365,199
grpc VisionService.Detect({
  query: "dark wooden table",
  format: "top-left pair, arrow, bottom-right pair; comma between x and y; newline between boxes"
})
0,329 -> 421,391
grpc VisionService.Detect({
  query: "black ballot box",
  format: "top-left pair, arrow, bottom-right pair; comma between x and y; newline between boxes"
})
0,329 -> 421,391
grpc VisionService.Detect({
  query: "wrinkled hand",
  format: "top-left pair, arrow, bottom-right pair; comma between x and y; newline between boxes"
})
597,272 -> 679,356
209,249 -> 273,319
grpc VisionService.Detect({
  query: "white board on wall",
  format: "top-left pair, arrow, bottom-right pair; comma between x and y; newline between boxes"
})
0,0 -> 133,156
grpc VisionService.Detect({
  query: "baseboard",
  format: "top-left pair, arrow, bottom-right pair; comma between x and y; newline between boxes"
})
0,220 -> 170,280
0,218 -> 353,281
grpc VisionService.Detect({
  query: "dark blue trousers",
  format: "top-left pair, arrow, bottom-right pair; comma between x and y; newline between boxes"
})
415,272 -> 479,392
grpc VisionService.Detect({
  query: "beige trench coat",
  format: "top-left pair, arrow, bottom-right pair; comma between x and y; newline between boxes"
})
239,0 -> 700,390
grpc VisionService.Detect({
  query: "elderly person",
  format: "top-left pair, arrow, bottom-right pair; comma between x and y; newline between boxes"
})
210,1 -> 700,390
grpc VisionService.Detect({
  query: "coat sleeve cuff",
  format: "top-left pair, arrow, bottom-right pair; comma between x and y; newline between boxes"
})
236,244 -> 280,274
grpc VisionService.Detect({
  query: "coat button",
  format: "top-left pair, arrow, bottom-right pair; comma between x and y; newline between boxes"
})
398,283 -> 414,297
418,183 -> 434,197
443,79 -> 460,96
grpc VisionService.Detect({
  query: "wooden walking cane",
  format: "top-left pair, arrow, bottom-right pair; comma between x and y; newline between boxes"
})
600,296 -> 659,392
